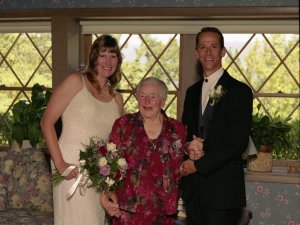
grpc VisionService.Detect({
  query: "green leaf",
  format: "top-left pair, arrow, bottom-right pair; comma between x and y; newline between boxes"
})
12,124 -> 25,147
12,100 -> 27,122
28,121 -> 41,148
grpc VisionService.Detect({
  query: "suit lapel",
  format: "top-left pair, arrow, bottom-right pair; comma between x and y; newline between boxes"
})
196,79 -> 204,137
200,71 -> 229,139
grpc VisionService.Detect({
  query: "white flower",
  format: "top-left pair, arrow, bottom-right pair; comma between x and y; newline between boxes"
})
215,85 -> 222,94
98,157 -> 107,167
79,160 -> 86,166
105,177 -> 116,187
117,158 -> 127,169
208,85 -> 226,106
107,142 -> 117,152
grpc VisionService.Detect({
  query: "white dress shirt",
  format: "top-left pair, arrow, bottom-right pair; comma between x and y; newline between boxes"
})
201,67 -> 224,114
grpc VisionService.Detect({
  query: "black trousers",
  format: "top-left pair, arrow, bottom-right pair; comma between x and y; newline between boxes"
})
185,199 -> 242,225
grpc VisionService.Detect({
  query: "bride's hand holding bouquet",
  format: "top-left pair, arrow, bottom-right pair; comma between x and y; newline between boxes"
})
52,136 -> 127,199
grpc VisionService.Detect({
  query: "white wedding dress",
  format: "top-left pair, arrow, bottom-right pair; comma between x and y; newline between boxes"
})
52,76 -> 120,225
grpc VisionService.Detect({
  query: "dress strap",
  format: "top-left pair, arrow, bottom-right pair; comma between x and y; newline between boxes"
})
81,73 -> 86,87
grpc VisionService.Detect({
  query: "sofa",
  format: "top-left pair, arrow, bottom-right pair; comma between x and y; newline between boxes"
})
0,144 -> 53,225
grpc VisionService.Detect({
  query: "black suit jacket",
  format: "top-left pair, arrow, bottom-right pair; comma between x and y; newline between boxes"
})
181,70 -> 253,209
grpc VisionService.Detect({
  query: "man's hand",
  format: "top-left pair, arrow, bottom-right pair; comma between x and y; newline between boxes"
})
181,159 -> 197,176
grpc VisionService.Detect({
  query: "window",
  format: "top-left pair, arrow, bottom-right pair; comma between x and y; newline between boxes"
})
223,33 -> 299,121
223,33 -> 299,159
0,22 -> 52,145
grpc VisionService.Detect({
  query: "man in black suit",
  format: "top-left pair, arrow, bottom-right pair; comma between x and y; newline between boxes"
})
180,27 -> 253,225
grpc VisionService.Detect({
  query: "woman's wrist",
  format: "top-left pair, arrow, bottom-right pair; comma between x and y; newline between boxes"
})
184,142 -> 190,155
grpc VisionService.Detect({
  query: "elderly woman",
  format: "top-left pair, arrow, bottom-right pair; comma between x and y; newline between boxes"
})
101,77 -> 187,225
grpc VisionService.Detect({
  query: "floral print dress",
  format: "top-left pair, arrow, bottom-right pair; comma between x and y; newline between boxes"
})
109,112 -> 186,225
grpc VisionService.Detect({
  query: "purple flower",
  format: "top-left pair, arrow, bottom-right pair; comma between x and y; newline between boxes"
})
111,151 -> 118,157
100,165 -> 111,176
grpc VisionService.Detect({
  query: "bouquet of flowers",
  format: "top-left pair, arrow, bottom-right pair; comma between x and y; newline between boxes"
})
52,136 -> 127,197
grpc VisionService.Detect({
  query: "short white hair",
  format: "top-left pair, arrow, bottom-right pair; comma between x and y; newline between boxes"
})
136,77 -> 168,99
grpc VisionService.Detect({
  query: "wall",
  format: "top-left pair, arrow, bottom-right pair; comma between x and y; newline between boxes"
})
0,0 -> 298,10
246,182 -> 300,225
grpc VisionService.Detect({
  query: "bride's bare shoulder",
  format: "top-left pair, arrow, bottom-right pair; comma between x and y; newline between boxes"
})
114,91 -> 124,115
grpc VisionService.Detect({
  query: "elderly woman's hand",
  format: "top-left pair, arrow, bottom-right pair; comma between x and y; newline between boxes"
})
181,159 -> 197,176
99,191 -> 121,218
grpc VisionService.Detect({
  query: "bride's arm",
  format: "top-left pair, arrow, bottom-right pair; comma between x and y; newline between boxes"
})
40,72 -> 83,179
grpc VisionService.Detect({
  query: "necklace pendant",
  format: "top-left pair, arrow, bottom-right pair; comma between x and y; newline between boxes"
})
149,139 -> 157,150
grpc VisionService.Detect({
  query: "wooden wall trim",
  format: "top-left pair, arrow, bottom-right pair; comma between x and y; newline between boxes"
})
51,15 -> 80,87
0,7 -> 298,20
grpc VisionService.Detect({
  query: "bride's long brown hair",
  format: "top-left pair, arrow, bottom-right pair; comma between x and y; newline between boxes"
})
84,35 -> 123,95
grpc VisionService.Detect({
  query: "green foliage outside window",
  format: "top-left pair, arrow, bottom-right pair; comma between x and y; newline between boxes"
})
0,33 -> 52,102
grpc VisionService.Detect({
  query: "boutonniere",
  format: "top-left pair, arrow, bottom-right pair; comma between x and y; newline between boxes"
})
208,85 -> 226,106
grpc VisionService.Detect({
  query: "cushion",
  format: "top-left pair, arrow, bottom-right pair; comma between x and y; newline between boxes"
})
0,174 -> 7,211
0,150 -> 14,211
6,148 -> 53,212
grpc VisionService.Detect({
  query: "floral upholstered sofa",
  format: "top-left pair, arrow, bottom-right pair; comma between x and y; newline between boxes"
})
0,144 -> 53,225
